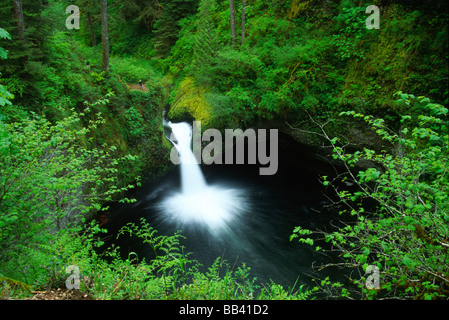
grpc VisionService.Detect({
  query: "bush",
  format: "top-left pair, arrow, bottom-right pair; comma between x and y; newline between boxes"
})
110,56 -> 158,85
70,218 -> 317,300
291,93 -> 449,299
0,106 -> 139,287
1,214 -> 317,300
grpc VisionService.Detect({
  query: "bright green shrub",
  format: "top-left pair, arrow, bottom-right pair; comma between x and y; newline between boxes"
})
109,56 -> 158,84
70,218 -> 317,300
291,93 -> 449,299
0,105 -> 139,286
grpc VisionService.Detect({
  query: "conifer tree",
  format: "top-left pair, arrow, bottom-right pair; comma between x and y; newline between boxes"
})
192,0 -> 220,85
241,0 -> 245,46
101,0 -> 109,72
153,0 -> 199,56
120,0 -> 161,32
0,0 -> 48,109
12,0 -> 25,41
229,0 -> 236,46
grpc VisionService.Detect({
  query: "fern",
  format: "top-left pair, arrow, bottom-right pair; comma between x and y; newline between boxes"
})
116,218 -> 197,291
0,276 -> 32,293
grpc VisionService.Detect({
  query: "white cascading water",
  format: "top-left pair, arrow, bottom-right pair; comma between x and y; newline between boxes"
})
169,122 -> 207,194
158,122 -> 247,232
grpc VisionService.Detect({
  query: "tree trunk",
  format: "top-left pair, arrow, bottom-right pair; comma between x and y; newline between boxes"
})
12,0 -> 25,41
100,0 -> 109,72
87,11 -> 96,47
241,0 -> 245,46
229,0 -> 236,46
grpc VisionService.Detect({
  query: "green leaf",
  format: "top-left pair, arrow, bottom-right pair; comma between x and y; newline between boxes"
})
0,47 -> 8,60
0,28 -> 11,40
402,256 -> 413,268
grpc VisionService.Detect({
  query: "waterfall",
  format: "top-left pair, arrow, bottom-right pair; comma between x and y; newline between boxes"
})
168,122 -> 207,194
158,121 -> 249,233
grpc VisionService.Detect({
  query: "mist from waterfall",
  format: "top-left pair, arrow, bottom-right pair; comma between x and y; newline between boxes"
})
157,122 -> 248,233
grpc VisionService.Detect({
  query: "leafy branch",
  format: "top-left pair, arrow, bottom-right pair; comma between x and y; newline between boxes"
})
291,93 -> 449,299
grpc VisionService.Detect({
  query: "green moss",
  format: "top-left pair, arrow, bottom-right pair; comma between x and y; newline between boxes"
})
168,77 -> 214,128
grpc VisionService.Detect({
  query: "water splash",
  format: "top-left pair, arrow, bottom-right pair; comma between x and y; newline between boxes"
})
157,122 -> 248,232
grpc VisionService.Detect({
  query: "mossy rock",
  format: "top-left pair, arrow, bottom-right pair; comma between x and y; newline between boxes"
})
168,77 -> 213,129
